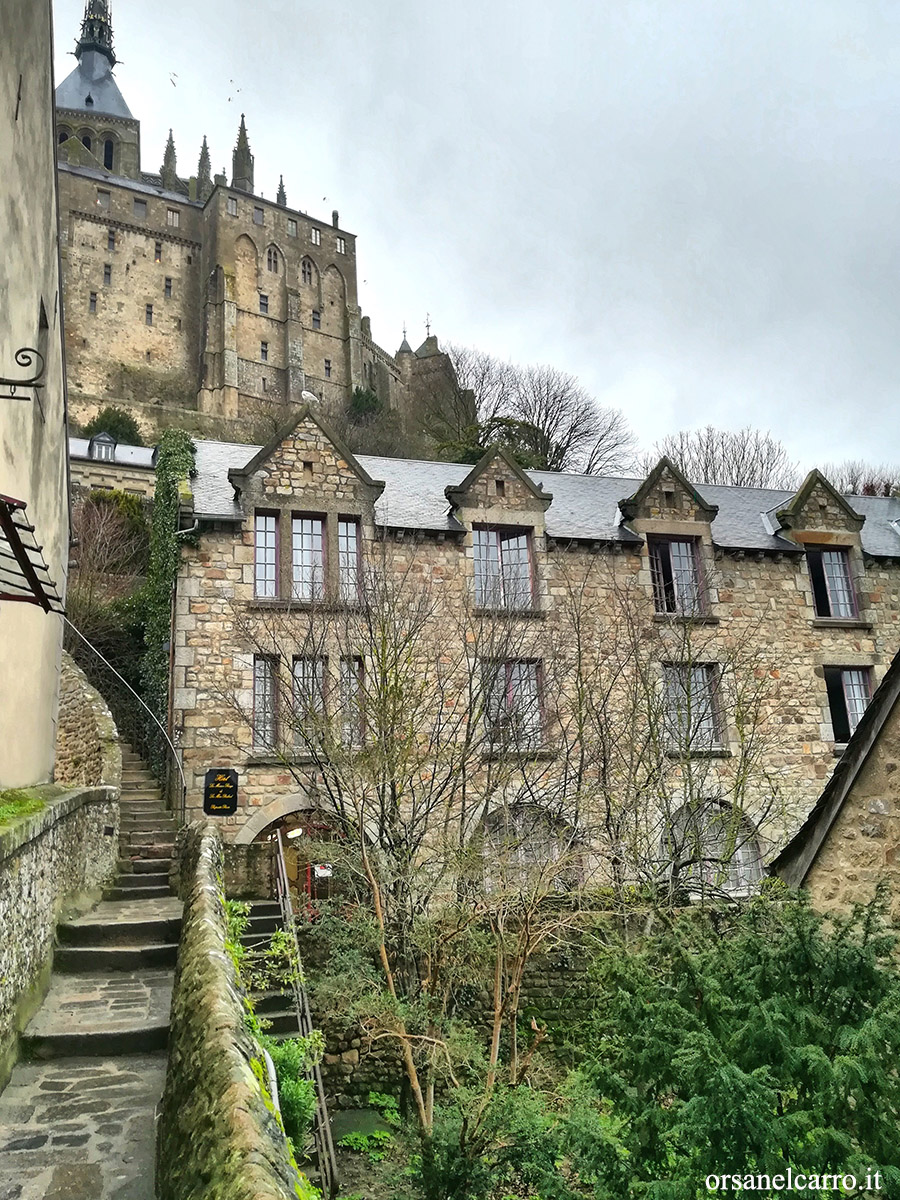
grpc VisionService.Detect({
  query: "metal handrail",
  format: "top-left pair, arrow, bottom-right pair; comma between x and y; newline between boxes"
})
274,829 -> 340,1198
63,616 -> 187,824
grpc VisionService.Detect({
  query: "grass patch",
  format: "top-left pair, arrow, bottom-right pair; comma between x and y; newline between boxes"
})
0,789 -> 46,826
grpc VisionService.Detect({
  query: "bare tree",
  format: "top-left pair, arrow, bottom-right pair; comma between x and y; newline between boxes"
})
428,343 -> 637,474
639,426 -> 799,489
817,459 -> 900,497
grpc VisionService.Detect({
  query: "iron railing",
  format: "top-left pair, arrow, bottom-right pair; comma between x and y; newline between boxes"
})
64,617 -> 186,823
273,829 -> 339,1198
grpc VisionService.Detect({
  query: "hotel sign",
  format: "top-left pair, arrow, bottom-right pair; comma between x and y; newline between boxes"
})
203,768 -> 238,816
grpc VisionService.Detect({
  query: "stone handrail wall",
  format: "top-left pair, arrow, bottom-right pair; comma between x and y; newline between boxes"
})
156,822 -> 316,1200
0,785 -> 119,1088
55,650 -> 122,788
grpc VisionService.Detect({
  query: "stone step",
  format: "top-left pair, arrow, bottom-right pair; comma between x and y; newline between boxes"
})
121,770 -> 156,781
57,898 -> 182,948
248,988 -> 294,1013
123,843 -> 175,860
250,901 -> 281,916
120,788 -> 163,800
254,1009 -> 299,1035
55,943 -> 178,972
120,830 -> 176,847
20,970 -> 173,1059
118,856 -> 173,874
111,871 -> 170,889
104,885 -> 172,901
120,819 -> 176,833
244,913 -> 282,935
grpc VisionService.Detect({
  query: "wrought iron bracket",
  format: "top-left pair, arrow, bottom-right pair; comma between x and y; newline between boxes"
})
0,347 -> 45,401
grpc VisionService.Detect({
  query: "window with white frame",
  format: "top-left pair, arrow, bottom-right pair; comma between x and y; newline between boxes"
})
336,235 -> 346,254
339,657 -> 364,747
481,805 -> 580,894
292,656 -> 326,746
292,516 -> 325,601
663,664 -> 722,752
473,527 -> 533,610
288,218 -> 297,237
166,208 -> 180,227
226,196 -> 238,216
649,537 -> 704,615
483,660 -> 542,749
253,656 -> 278,749
338,519 -> 361,603
824,666 -> 871,743
311,227 -> 321,246
254,511 -> 278,598
807,548 -> 857,618
667,800 -> 762,897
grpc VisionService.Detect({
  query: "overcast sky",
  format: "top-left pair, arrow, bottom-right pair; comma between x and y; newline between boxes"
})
54,0 -> 900,469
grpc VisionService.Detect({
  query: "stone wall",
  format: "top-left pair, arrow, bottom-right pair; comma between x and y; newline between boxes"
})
0,786 -> 119,1088
55,651 -> 122,788
157,822 -> 316,1200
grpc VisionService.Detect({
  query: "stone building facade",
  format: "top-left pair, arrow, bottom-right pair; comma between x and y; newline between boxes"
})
1,0 -> 69,788
167,407 -> 900,889
55,2 -> 457,446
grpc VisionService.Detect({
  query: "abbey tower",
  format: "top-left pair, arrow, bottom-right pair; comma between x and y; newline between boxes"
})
55,0 -> 456,444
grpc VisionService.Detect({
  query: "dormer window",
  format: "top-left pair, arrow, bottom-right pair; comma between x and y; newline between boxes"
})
88,433 -> 116,462
649,537 -> 704,616
473,526 -> 533,610
807,547 -> 856,618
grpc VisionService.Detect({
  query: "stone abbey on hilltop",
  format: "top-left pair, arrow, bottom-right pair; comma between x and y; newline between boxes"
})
55,0 -> 454,444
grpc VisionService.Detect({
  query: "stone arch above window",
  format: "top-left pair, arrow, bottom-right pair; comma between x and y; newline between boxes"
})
101,134 -> 116,171
57,126 -> 71,144
478,803 -> 581,894
300,257 -> 317,287
666,799 -> 762,898
266,245 -> 280,274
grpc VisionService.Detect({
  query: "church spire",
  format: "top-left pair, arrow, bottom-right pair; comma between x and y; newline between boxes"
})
197,136 -> 213,202
231,114 -> 254,194
276,175 -> 287,207
76,0 -> 116,66
160,129 -> 177,190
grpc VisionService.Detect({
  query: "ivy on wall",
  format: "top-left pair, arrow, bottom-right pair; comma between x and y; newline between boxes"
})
141,429 -> 196,726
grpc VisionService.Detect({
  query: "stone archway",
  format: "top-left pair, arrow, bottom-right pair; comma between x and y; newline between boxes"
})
232,792 -> 316,844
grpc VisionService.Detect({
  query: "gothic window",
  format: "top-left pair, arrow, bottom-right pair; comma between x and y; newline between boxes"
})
103,138 -> 114,170
473,527 -> 533,610
338,519 -> 361,604
253,656 -> 279,750
311,310 -> 321,330
666,800 -> 762,898
482,660 -> 543,749
824,667 -> 872,743
266,247 -> 279,273
807,548 -> 857,618
649,537 -> 705,616
254,511 -> 278,598
301,260 -> 313,285
663,664 -> 722,753
480,806 -> 579,894
311,228 -> 321,246
292,516 -> 325,601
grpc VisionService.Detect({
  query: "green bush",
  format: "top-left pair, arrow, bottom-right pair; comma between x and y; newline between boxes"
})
82,406 -> 144,445
261,1035 -> 321,1148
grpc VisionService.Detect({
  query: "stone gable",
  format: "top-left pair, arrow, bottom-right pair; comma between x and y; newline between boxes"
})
244,418 -> 377,513
628,465 -> 712,523
774,473 -> 865,540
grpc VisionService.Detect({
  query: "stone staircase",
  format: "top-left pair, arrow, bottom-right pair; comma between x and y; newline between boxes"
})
0,743 -> 182,1199
243,901 -> 303,1038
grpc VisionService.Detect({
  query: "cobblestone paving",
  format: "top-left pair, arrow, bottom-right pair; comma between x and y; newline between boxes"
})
0,1055 -> 164,1199
25,973 -> 173,1039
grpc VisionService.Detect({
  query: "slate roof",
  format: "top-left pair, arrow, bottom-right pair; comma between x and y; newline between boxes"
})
69,437 -> 155,469
188,439 -> 900,555
56,51 -> 133,119
59,162 -> 200,208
